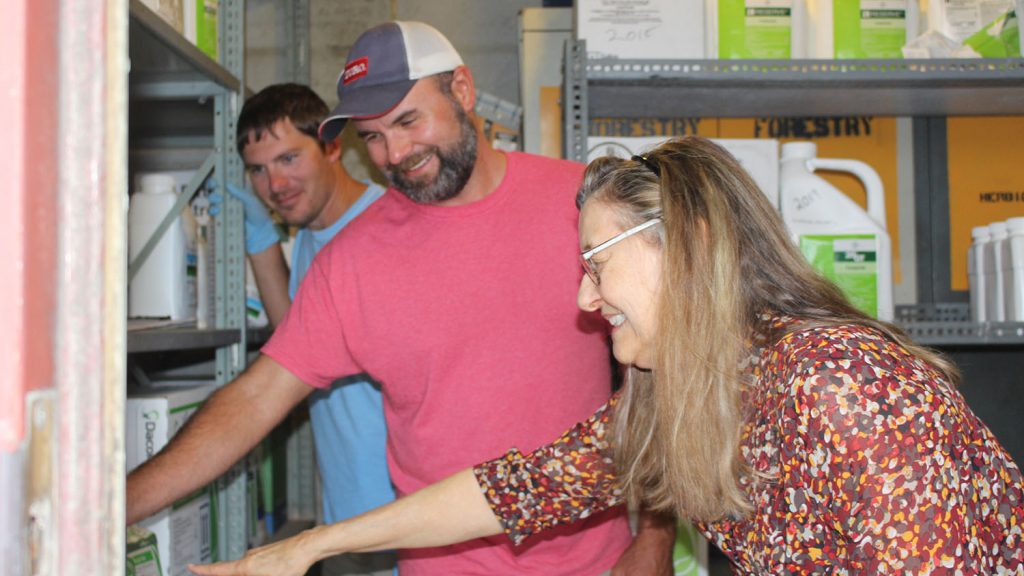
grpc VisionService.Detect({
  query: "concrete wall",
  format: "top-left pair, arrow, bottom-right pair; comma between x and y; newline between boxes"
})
245,0 -> 543,180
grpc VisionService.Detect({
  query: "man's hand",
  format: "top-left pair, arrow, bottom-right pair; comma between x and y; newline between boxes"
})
208,180 -> 281,255
611,510 -> 677,576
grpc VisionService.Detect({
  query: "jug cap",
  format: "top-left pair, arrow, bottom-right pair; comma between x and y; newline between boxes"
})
780,141 -> 816,161
138,173 -> 177,195
1005,217 -> 1024,234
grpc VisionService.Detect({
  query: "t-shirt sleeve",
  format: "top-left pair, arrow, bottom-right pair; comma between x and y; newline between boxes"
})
472,393 -> 623,545
261,252 -> 355,388
784,327 -> 978,572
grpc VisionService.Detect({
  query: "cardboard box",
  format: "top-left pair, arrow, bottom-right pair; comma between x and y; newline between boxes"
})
127,384 -> 218,576
126,525 -> 163,576
140,0 -> 184,34
184,0 -> 218,61
576,0 -> 706,59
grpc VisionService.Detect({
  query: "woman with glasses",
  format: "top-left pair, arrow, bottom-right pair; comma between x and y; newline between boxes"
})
193,136 -> 1024,576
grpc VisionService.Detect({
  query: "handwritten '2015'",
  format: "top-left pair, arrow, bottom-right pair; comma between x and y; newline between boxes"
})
604,25 -> 658,42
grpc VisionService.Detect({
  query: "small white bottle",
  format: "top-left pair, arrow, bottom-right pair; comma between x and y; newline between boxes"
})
984,221 -> 1008,322
968,225 -> 990,323
128,173 -> 193,320
1002,217 -> 1024,322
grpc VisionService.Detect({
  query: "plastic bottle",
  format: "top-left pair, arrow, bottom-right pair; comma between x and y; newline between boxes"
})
779,141 -> 893,320
968,225 -> 990,322
1001,217 -> 1024,322
984,221 -> 1008,322
128,173 -> 195,320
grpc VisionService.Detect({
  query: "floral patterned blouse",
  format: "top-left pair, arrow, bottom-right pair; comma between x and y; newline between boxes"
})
474,320 -> 1024,574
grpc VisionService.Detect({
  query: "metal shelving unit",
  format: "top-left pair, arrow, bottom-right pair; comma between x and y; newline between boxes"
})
127,0 -> 250,563
127,0 -> 246,359
563,39 -> 1024,344
563,43 -> 1024,464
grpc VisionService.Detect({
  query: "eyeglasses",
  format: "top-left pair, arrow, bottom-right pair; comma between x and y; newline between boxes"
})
579,218 -> 662,285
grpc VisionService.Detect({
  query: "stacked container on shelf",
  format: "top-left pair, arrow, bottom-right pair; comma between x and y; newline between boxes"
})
1002,217 -> 1024,321
575,0 -> 1020,61
968,218 -> 1024,322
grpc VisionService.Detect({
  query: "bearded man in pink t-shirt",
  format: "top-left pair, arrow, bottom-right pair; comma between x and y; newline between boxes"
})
129,20 -> 676,576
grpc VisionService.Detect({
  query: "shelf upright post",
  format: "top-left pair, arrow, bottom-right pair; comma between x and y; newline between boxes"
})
283,0 -> 318,526
285,0 -> 311,84
563,38 -> 589,163
912,117 -> 960,305
213,0 -> 250,561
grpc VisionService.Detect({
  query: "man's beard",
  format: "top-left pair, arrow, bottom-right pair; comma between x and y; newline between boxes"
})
386,107 -> 478,205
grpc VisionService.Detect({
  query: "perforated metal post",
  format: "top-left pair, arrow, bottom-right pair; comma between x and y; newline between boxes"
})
563,38 -> 589,163
214,0 -> 249,561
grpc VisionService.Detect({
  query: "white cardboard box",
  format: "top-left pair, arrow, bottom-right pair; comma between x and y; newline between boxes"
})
586,136 -> 780,208
128,384 -> 218,576
576,0 -> 706,59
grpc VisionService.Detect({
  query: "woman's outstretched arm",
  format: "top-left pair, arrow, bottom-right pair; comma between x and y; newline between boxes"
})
189,468 -> 502,576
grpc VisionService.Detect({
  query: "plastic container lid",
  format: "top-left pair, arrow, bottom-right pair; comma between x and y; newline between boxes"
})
1005,217 -> 1024,234
989,221 -> 1009,239
971,225 -> 991,241
138,173 -> 177,195
780,141 -> 817,160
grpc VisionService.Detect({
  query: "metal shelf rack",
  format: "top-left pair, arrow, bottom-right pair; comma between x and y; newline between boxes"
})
127,0 -> 250,562
563,40 -> 1024,346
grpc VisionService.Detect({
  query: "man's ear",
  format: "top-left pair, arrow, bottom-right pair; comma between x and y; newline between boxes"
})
322,138 -> 343,163
448,65 -> 476,114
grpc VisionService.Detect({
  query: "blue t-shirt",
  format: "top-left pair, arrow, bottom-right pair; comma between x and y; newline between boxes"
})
289,182 -> 394,523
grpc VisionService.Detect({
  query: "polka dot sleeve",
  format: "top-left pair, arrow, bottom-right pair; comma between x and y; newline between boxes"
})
472,394 -> 624,545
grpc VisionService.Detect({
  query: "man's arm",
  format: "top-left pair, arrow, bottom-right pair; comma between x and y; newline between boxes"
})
248,243 -> 291,327
190,468 -> 503,576
126,355 -> 312,524
611,509 -> 677,576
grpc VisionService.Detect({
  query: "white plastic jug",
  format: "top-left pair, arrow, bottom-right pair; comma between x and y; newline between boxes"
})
128,173 -> 196,320
779,141 -> 893,320
1001,217 -> 1024,322
968,225 -> 990,322
985,221 -> 1008,322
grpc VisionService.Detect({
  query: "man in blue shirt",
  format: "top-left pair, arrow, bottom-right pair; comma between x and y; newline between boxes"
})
217,83 -> 394,576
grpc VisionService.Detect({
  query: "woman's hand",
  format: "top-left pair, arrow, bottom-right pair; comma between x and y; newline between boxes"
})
188,528 -> 321,576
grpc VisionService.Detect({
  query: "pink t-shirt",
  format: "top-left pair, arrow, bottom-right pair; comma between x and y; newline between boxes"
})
263,152 -> 631,575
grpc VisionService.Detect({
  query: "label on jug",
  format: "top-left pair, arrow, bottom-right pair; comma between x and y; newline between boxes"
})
800,234 -> 879,317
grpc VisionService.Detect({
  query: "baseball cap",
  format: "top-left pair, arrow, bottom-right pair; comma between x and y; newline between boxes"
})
319,21 -> 464,142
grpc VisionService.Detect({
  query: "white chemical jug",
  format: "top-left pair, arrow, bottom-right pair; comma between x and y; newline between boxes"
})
779,141 -> 893,320
128,173 -> 196,320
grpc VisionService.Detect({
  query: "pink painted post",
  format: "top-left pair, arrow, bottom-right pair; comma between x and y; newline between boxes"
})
0,0 -> 58,454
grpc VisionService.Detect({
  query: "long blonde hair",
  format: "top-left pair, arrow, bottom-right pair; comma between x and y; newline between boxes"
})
577,136 -> 959,521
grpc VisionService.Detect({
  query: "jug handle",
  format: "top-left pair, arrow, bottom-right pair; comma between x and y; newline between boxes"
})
809,158 -> 887,229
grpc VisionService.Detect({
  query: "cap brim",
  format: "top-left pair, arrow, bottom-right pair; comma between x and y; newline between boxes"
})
319,79 -> 419,142
318,115 -> 348,143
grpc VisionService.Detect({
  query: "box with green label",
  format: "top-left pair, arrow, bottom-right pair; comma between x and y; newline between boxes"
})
834,0 -> 917,58
127,383 -> 219,576
126,526 -> 163,576
714,0 -> 802,58
184,0 -> 218,61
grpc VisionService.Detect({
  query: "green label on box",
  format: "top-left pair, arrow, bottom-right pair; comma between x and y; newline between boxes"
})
834,0 -> 909,58
126,526 -> 163,576
719,0 -> 793,59
195,0 -> 218,61
800,234 -> 878,317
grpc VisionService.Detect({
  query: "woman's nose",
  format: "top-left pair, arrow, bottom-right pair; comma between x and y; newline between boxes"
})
577,274 -> 601,312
